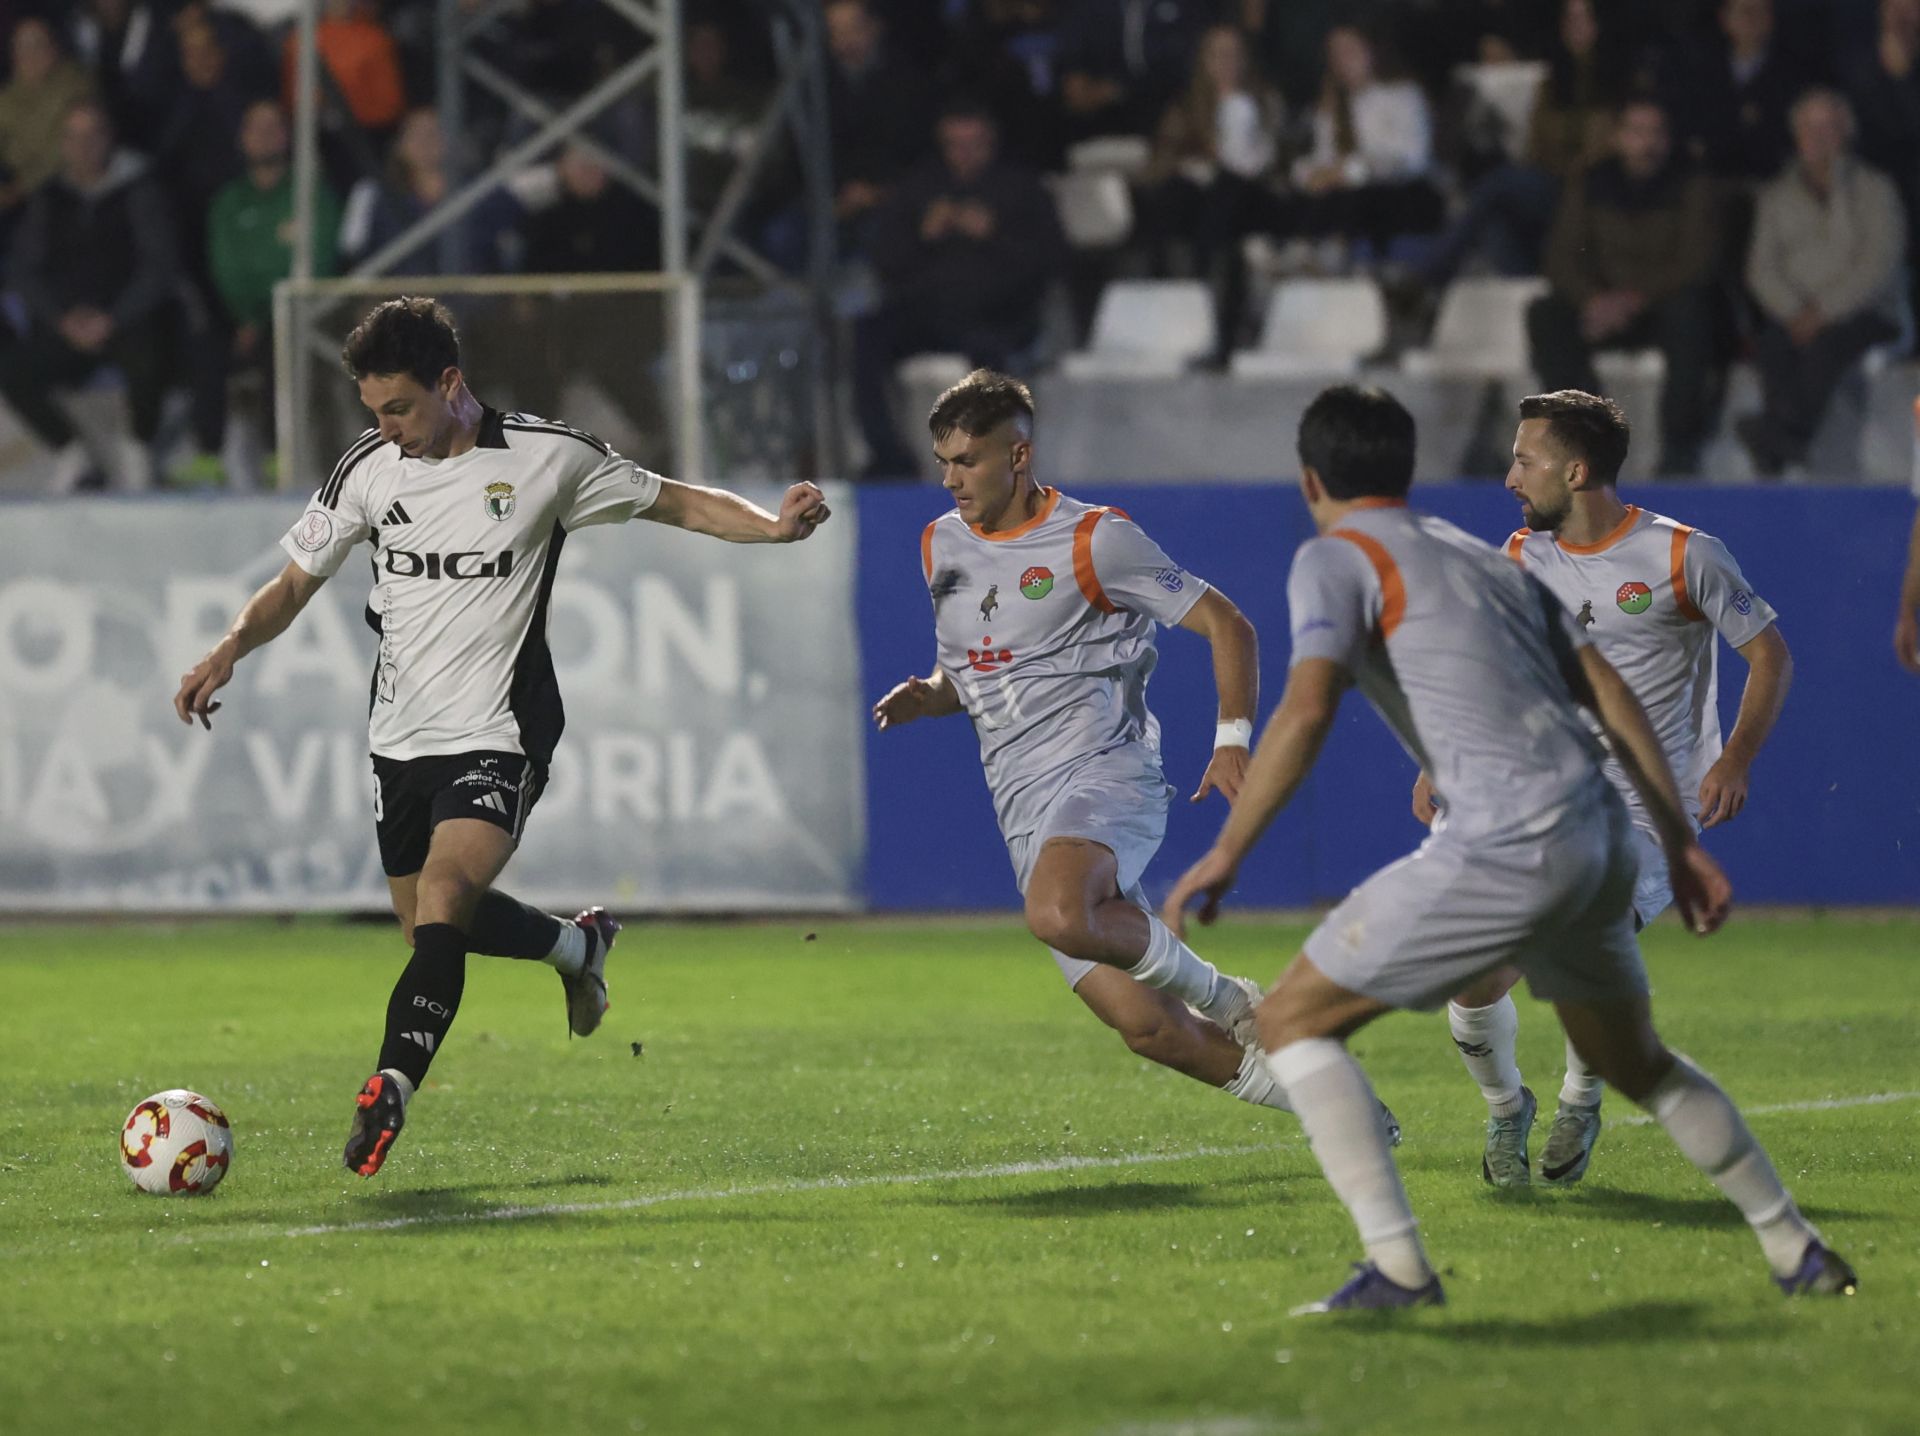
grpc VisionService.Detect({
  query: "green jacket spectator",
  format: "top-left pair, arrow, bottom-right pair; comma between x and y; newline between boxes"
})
208,99 -> 339,329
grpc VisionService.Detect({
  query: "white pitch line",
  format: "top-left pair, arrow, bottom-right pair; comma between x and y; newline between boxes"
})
1606,1089 -> 1920,1128
156,1087 -> 1918,1248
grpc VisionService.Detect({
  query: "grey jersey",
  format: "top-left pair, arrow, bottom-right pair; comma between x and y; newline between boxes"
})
922,488 -> 1206,837
1287,502 -> 1607,841
281,407 -> 663,763
1506,506 -> 1777,824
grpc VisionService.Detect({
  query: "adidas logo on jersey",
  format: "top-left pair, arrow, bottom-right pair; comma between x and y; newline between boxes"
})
472,790 -> 510,814
382,501 -> 413,526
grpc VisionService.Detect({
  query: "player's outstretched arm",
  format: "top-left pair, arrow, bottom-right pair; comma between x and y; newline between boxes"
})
1699,624 -> 1792,827
642,479 -> 830,543
1163,657 -> 1345,936
1573,646 -> 1732,936
1897,505 -> 1920,673
872,668 -> 963,730
1174,587 -> 1258,804
172,560 -> 327,729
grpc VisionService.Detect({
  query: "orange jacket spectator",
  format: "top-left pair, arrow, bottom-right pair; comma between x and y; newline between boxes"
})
281,3 -> 404,131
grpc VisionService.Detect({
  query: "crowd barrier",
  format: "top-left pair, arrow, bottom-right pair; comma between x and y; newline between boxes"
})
1,483 -> 1912,912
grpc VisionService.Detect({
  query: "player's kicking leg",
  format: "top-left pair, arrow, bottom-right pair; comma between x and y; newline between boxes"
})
1556,996 -> 1857,1297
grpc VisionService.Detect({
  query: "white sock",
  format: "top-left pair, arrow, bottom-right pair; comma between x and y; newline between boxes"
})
1647,1054 -> 1817,1276
545,919 -> 588,976
1268,1038 -> 1432,1289
1559,1036 -> 1604,1108
1448,996 -> 1526,1118
1224,1046 -> 1293,1112
1127,916 -> 1227,1014
379,1067 -> 416,1108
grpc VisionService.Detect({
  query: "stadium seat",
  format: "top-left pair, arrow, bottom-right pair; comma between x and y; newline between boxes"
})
1229,277 -> 1389,379
1450,61 -> 1548,164
1400,276 -> 1549,380
1048,171 -> 1134,250
1066,135 -> 1152,178
1057,279 -> 1216,379
1593,349 -> 1666,385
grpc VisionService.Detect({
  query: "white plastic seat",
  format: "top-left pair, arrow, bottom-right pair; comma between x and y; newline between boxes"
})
1066,135 -> 1152,178
1047,170 -> 1133,250
1230,277 -> 1388,379
1593,348 -> 1666,384
1058,279 -> 1216,378
1400,275 -> 1550,380
894,352 -> 974,389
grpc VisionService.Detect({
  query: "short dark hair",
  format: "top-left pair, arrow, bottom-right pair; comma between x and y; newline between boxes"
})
928,368 -> 1033,440
1297,384 -> 1416,500
341,296 -> 460,388
1518,389 -> 1631,485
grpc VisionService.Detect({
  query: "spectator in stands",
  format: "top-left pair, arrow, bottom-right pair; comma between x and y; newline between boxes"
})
0,98 -> 177,491
1282,24 -> 1444,261
523,142 -> 658,274
823,0 -> 932,252
683,18 -> 771,222
199,98 -> 339,482
1055,0 -> 1213,143
938,0 -> 1066,170
177,2 -> 275,81
282,0 -> 406,141
1844,0 -> 1920,296
0,19 -> 94,244
156,14 -> 268,279
1134,24 -> 1282,361
339,107 -> 523,274
1528,97 -> 1721,474
1661,0 -> 1813,184
1237,0 -> 1337,115
1417,0 -> 1625,286
68,0 -> 180,142
1736,88 -> 1906,476
853,103 -> 1066,478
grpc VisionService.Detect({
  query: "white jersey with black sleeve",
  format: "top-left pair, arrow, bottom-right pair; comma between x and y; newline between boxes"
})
280,407 -> 663,765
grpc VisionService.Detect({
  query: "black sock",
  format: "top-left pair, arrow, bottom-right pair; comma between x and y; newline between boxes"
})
376,923 -> 468,1086
467,889 -> 565,960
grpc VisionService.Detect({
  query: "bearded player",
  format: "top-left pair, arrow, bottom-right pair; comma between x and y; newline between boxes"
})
173,297 -> 830,1178
1419,390 -> 1792,1188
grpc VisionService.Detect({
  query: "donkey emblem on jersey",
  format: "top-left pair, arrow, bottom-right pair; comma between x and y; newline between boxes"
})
980,584 -> 999,621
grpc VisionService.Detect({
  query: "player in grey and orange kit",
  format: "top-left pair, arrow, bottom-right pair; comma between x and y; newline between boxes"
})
875,369 -> 1386,1129
1166,384 -> 1852,1311
1426,391 -> 1794,1189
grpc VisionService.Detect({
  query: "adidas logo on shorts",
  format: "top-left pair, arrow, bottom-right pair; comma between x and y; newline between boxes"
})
472,790 -> 509,814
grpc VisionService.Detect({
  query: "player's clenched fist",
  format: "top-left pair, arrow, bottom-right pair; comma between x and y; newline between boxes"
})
173,643 -> 237,730
776,482 -> 831,541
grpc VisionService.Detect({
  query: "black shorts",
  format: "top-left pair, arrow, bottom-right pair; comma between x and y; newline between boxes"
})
370,750 -> 546,878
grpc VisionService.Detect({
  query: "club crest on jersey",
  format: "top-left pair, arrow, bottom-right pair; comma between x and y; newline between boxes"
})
1616,581 -> 1653,615
484,481 -> 516,521
1019,566 -> 1054,599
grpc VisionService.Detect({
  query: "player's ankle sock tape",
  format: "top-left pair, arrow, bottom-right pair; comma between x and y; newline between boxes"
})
1559,1037 -> 1604,1108
468,890 -> 566,962
1268,1038 -> 1429,1287
1129,917 -> 1224,1010
1447,997 -> 1524,1114
1648,1052 -> 1810,1270
1224,1046 -> 1293,1112
377,923 -> 468,1086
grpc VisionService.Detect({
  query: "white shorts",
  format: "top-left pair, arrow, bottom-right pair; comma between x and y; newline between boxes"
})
1630,822 -> 1672,928
1005,767 -> 1169,989
1305,788 -> 1649,1011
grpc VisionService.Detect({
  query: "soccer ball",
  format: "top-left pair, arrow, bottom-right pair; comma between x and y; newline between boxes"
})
120,1089 -> 233,1195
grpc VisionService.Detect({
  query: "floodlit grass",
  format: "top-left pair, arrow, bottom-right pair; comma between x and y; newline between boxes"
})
1,915 -> 1913,1436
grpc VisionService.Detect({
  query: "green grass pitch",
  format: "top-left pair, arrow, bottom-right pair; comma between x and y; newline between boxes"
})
2,914 -> 1914,1436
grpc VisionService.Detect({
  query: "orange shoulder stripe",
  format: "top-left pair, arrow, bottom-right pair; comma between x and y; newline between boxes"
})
1073,508 -> 1118,613
1668,523 -> 1704,622
1329,528 -> 1407,641
1503,530 -> 1527,562
920,520 -> 937,583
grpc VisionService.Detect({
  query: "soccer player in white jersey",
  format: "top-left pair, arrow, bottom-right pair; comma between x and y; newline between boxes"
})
171,297 -> 830,1177
1166,384 -> 1854,1310
1423,391 -> 1793,1188
872,370 -> 1323,1125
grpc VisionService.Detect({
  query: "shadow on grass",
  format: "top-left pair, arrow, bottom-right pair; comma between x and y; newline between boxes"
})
1428,1298 -> 1770,1346
1546,1186 -> 1884,1230
920,1174 -> 1298,1217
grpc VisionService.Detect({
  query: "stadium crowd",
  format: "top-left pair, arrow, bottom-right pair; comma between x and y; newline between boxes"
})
1,0 -> 1916,486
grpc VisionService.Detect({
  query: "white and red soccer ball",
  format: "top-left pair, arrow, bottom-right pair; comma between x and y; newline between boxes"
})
120,1090 -> 233,1195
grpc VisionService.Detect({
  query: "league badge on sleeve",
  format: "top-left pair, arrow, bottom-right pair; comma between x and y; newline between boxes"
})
293,509 -> 333,552
1154,568 -> 1186,594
